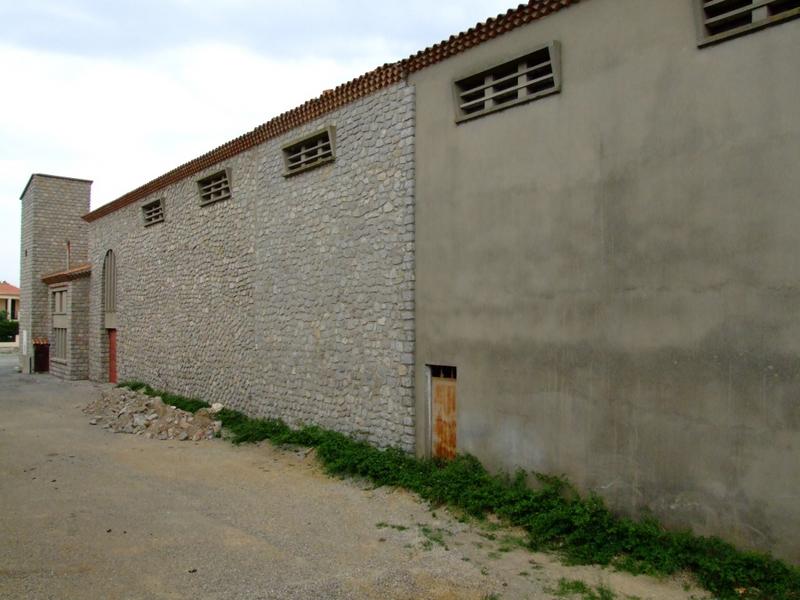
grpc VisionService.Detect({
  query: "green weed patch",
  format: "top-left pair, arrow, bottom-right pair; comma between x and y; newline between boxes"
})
117,381 -> 209,414
551,578 -> 616,600
118,382 -> 800,600
376,522 -> 409,532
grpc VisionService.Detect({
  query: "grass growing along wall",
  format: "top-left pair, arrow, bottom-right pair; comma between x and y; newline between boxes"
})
117,381 -> 800,600
119,381 -> 210,414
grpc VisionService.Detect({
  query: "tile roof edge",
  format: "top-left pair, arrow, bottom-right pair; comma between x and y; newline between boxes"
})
41,264 -> 93,285
83,0 -> 581,223
0,282 -> 21,294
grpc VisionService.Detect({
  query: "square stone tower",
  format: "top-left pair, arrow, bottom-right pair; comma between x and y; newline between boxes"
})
19,174 -> 92,373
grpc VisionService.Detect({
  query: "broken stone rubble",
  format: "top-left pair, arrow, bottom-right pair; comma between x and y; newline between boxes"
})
83,387 -> 221,441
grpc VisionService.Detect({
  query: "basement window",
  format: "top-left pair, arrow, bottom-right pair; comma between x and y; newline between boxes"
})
696,0 -> 800,46
197,169 -> 232,206
429,365 -> 457,379
453,42 -> 560,123
282,127 -> 335,176
141,198 -> 165,226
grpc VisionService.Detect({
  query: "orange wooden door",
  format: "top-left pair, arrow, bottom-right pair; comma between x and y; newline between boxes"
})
108,329 -> 117,384
432,376 -> 456,460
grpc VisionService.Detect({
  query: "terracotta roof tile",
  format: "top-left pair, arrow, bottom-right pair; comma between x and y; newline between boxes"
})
41,263 -> 92,285
33,337 -> 49,346
83,0 -> 581,223
0,281 -> 20,296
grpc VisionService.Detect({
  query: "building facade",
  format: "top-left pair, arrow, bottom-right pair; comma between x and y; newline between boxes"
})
411,0 -> 800,563
85,83 -> 416,450
18,174 -> 91,374
18,0 -> 800,562
0,281 -> 20,321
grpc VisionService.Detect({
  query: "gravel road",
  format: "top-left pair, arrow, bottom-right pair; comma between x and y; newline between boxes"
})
0,355 -> 702,599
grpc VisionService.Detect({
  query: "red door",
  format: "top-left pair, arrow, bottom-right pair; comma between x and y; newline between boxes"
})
432,376 -> 457,460
108,329 -> 117,384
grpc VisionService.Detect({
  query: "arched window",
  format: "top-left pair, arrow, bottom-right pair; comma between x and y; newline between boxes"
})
103,250 -> 116,315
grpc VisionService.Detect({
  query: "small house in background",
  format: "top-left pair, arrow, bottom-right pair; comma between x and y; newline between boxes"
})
0,281 -> 20,321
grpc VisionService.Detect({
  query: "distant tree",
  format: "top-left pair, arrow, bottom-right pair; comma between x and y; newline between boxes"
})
0,310 -> 7,321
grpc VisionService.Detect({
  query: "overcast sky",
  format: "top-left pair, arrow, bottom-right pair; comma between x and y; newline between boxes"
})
0,0 -> 513,286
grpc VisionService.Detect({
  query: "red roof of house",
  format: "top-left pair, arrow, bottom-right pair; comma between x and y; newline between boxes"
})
41,263 -> 92,285
0,281 -> 20,296
83,0 -> 581,223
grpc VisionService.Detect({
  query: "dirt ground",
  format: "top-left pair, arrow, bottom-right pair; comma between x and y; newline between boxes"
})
0,354 -> 707,600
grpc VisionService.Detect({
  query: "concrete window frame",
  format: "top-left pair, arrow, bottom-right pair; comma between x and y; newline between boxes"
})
103,250 -> 117,329
52,288 -> 68,315
694,0 -> 800,47
452,41 -> 561,124
52,327 -> 68,362
197,169 -> 232,206
141,198 -> 165,227
282,126 -> 336,177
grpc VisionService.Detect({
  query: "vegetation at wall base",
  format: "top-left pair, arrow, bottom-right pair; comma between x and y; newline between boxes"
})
117,381 -> 210,414
117,381 -> 800,600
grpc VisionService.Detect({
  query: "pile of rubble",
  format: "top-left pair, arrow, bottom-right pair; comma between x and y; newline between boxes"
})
84,387 -> 222,441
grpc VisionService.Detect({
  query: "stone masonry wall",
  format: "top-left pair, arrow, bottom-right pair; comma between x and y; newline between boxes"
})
19,176 -> 91,373
88,146 -> 258,403
19,181 -> 34,373
70,277 -> 91,379
89,82 -> 416,451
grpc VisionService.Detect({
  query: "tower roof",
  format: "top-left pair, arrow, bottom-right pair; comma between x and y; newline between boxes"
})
19,174 -> 93,201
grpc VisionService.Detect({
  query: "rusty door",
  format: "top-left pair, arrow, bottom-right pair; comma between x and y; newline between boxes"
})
108,329 -> 117,384
432,374 -> 457,460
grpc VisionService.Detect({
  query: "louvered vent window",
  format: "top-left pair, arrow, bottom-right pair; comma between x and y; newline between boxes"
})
197,170 -> 231,206
282,127 -> 335,176
697,0 -> 800,45
142,198 -> 165,226
454,42 -> 560,123
53,328 -> 67,360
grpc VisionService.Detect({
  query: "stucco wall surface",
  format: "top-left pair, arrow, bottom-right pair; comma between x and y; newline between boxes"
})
411,0 -> 800,562
89,82 -> 416,450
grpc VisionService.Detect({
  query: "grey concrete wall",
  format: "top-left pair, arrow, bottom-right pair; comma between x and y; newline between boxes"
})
410,0 -> 800,562
19,175 -> 91,373
88,82 -> 416,450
